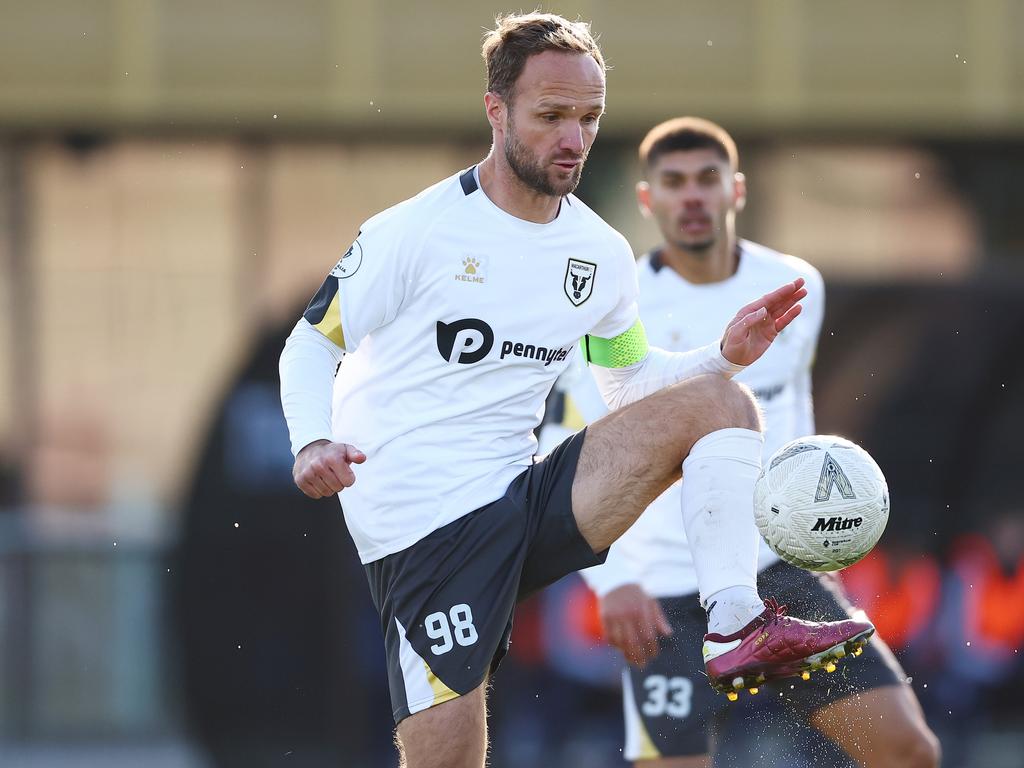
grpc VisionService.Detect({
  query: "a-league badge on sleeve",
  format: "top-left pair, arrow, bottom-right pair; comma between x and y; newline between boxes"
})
331,239 -> 363,279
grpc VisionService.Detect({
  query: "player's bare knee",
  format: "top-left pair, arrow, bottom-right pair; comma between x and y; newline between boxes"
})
727,380 -> 762,432
876,721 -> 940,768
898,725 -> 941,768
685,375 -> 761,435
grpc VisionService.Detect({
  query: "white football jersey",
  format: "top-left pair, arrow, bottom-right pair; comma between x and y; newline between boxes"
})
295,167 -> 639,563
578,241 -> 825,598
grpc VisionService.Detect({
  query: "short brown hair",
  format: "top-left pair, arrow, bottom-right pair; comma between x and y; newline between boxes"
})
638,117 -> 739,175
482,12 -> 605,103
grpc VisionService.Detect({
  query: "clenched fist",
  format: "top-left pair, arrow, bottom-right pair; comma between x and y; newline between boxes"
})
293,439 -> 366,498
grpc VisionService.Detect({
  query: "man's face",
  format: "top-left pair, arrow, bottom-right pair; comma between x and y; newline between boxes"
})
499,50 -> 605,197
639,148 -> 742,253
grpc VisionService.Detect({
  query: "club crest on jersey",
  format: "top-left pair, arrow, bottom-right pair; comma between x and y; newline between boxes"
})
330,239 -> 363,279
564,259 -> 596,306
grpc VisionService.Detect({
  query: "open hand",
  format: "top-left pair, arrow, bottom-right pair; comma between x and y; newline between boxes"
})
721,278 -> 806,367
600,583 -> 673,667
293,440 -> 366,498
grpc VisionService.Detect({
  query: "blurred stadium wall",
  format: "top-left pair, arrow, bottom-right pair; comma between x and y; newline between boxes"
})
0,1 -> 1022,766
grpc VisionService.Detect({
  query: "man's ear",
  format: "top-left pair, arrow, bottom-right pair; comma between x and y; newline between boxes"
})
636,180 -> 652,218
484,92 -> 507,134
734,172 -> 748,213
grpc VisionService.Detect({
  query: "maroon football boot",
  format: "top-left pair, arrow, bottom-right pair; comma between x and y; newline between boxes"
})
702,598 -> 874,700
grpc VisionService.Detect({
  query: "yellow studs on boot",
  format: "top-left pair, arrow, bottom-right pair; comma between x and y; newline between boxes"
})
748,687 -> 759,695
801,671 -> 811,681
825,662 -> 837,673
727,691 -> 739,702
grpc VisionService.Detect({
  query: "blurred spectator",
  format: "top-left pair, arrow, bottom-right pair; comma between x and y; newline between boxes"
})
918,513 -> 1024,767
841,545 -> 942,652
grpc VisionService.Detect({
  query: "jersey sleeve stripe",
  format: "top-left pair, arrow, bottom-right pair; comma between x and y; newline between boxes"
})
583,319 -> 649,368
303,277 -> 347,349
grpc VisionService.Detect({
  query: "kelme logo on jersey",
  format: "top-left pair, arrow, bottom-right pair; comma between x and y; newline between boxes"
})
564,258 -> 596,306
456,255 -> 487,284
436,319 -> 494,364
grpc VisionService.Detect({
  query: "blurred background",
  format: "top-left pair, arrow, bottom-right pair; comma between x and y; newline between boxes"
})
1,0 -> 1023,766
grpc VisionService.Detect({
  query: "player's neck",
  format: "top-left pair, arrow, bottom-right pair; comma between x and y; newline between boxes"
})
659,236 -> 739,285
478,155 -> 561,224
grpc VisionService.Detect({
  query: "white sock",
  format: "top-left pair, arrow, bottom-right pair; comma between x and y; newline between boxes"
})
704,585 -> 766,636
680,427 -> 764,635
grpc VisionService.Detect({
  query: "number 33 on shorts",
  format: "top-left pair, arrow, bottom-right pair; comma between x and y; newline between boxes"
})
425,603 -> 479,655
641,674 -> 694,719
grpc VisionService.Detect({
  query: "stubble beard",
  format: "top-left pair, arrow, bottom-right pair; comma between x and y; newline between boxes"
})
504,118 -> 584,198
676,236 -> 716,255
669,210 -> 726,255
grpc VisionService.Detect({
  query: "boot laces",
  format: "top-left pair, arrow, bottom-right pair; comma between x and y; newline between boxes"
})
763,597 -> 790,627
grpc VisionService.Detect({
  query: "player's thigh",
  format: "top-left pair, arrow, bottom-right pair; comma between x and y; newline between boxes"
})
396,681 -> 487,768
636,757 -> 710,768
516,429 -> 613,598
622,597 -> 721,764
572,374 -> 759,551
809,680 -> 940,768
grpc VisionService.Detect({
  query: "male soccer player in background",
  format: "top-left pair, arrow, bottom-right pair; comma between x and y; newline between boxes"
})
279,15 -> 873,768
549,117 -> 940,767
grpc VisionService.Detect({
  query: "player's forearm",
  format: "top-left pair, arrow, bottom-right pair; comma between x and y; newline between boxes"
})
280,318 -> 344,456
591,343 -> 745,411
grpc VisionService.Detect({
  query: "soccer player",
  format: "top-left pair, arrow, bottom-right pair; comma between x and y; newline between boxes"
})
279,14 -> 873,768
562,117 -> 940,767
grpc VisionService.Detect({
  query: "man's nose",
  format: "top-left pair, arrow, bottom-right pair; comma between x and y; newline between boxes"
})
682,187 -> 706,208
560,122 -> 584,154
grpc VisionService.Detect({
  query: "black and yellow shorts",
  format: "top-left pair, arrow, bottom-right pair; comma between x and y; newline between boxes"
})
364,429 -> 605,723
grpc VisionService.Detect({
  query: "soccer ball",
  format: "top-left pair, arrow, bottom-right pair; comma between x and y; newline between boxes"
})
754,435 -> 889,572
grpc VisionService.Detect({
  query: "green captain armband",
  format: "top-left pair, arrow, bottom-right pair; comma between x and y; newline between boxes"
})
582,319 -> 649,367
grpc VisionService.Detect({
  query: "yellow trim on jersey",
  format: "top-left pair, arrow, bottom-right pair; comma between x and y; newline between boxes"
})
563,395 -> 587,431
303,275 -> 347,349
312,290 -> 346,349
424,661 -> 460,707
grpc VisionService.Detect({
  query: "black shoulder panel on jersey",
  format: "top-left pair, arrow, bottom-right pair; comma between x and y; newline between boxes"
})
459,167 -> 479,195
649,248 -> 664,273
303,276 -> 339,325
